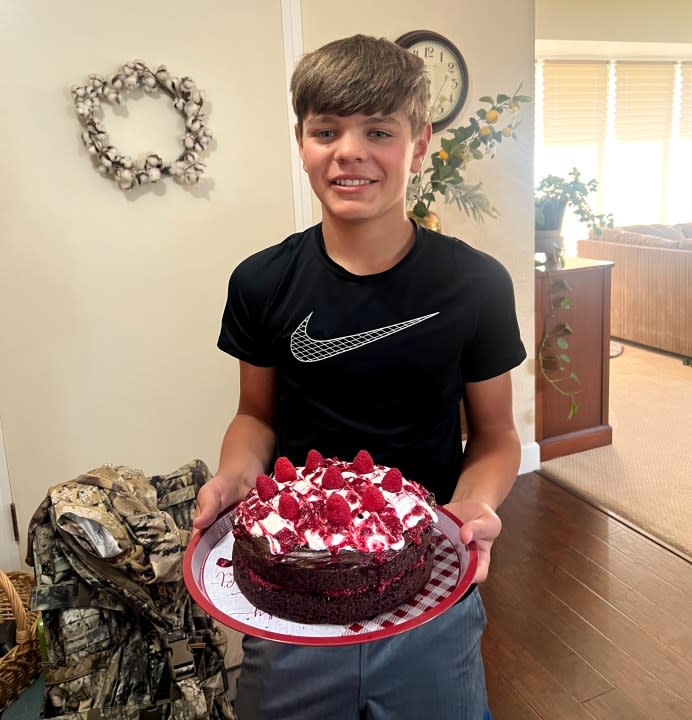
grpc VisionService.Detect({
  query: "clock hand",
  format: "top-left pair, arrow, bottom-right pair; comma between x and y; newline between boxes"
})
429,74 -> 451,119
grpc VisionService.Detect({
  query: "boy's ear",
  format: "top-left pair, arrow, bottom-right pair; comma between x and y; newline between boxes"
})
411,123 -> 432,173
294,123 -> 303,149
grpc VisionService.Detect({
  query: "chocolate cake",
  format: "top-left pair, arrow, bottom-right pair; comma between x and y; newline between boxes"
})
231,450 -> 438,624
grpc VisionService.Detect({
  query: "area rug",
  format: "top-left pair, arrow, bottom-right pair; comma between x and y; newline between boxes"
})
539,341 -> 692,561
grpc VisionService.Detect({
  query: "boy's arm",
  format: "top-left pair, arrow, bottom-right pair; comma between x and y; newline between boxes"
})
444,371 -> 521,582
193,361 -> 276,531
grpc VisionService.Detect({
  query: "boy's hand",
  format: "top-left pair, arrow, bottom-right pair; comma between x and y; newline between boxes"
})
443,499 -> 502,583
192,473 -> 252,536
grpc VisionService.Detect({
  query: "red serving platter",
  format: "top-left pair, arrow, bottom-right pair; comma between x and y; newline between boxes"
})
183,505 -> 477,646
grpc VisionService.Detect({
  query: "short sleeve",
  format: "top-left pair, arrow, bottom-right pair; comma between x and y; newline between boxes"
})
461,260 -> 526,382
217,257 -> 276,367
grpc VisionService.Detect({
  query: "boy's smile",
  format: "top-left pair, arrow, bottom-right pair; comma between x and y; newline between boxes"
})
297,111 -> 430,226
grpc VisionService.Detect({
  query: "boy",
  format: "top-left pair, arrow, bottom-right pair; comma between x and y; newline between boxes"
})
194,34 -> 526,719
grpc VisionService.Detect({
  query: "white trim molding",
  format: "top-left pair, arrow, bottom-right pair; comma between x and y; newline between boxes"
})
281,0 -> 313,232
519,441 -> 541,475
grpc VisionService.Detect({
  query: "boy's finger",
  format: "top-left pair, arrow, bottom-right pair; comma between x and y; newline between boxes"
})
192,500 -> 217,530
459,513 -> 502,545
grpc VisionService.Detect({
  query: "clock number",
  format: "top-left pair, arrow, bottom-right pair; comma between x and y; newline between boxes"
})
395,31 -> 469,132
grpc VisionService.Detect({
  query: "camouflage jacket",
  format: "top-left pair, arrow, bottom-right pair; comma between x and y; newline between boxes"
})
27,460 -> 235,720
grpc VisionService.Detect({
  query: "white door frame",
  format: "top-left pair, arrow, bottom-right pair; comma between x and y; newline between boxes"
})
0,417 -> 21,569
281,0 -> 313,232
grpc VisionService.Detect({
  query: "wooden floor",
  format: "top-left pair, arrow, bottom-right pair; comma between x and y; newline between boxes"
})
481,471 -> 692,720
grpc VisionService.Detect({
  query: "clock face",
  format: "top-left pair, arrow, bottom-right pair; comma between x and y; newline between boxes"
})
395,31 -> 469,133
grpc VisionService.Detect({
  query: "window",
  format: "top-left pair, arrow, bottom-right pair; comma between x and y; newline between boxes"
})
536,59 -> 690,254
537,61 -> 609,251
672,62 -> 692,221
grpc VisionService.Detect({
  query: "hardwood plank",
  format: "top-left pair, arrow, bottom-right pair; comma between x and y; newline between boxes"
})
584,689 -> 653,720
540,543 -> 692,661
511,472 -> 614,524
498,508 -> 692,629
499,481 -> 692,626
494,527 -> 692,705
524,473 -> 692,594
484,660 -> 542,720
479,472 -> 692,720
510,474 -> 622,539
511,474 -> 629,542
481,579 -> 613,701
486,550 -> 691,720
496,511 -> 690,612
598,525 -> 692,594
482,620 -> 599,720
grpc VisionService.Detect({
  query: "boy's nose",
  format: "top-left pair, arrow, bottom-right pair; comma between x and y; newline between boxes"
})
334,132 -> 368,162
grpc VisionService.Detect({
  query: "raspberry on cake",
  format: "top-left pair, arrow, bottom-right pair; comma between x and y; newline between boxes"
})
255,474 -> 278,501
231,451 -> 438,624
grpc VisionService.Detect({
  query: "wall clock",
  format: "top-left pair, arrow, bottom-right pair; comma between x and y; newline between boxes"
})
395,30 -> 469,133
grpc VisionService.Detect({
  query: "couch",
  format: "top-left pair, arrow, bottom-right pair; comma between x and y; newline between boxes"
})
577,223 -> 692,357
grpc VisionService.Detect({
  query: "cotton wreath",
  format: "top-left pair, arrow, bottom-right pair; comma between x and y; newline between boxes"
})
71,61 -> 213,190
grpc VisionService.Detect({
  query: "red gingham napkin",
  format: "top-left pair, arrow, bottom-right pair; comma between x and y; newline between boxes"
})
343,529 -> 461,635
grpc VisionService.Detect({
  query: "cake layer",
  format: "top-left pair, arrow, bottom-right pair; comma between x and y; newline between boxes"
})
230,451 -> 439,624
232,526 -> 437,624
232,522 -> 437,593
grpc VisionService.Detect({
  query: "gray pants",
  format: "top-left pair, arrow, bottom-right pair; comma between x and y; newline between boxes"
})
235,587 -> 490,720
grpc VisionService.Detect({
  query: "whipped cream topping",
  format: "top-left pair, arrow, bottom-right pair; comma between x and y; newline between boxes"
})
233,457 -> 437,555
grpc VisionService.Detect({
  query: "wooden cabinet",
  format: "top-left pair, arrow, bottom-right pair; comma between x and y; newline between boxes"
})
535,258 -> 613,461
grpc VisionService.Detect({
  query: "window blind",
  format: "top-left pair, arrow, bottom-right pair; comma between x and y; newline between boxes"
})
614,62 -> 677,141
542,61 -> 609,144
680,62 -> 692,139
539,58 -> 690,227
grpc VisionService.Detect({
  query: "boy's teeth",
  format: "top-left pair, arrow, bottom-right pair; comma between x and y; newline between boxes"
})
334,178 -> 372,186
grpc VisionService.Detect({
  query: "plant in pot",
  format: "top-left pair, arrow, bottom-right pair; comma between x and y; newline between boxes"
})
535,168 -> 613,419
535,167 -> 613,267
407,86 -> 531,230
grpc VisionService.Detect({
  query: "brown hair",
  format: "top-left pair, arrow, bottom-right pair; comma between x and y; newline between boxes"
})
290,34 -> 428,137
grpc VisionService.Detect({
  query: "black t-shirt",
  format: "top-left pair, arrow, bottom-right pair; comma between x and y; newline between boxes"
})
218,222 -> 526,503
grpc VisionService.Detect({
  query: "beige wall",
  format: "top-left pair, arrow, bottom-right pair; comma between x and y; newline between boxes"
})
0,0 -> 294,561
0,0 -> 536,567
537,0 -> 692,43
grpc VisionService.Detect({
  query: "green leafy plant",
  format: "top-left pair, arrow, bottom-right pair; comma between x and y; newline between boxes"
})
407,86 -> 531,222
535,168 -> 613,245
538,275 -> 580,419
534,169 -> 614,418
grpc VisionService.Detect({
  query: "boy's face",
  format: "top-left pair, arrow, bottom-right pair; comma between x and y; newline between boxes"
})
296,111 -> 431,226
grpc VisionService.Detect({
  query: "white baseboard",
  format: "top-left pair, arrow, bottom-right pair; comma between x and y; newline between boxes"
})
519,441 -> 541,475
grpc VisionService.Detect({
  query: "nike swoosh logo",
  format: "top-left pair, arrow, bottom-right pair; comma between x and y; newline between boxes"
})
290,312 -> 439,363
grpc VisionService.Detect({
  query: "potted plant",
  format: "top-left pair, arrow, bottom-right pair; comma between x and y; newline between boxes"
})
535,168 -> 613,264
407,86 -> 531,230
535,168 -> 613,419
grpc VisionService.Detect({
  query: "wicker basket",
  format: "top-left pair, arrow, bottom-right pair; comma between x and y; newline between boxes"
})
0,571 -> 41,711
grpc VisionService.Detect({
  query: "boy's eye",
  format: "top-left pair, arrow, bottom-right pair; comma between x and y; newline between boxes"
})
370,130 -> 392,138
314,129 -> 334,138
